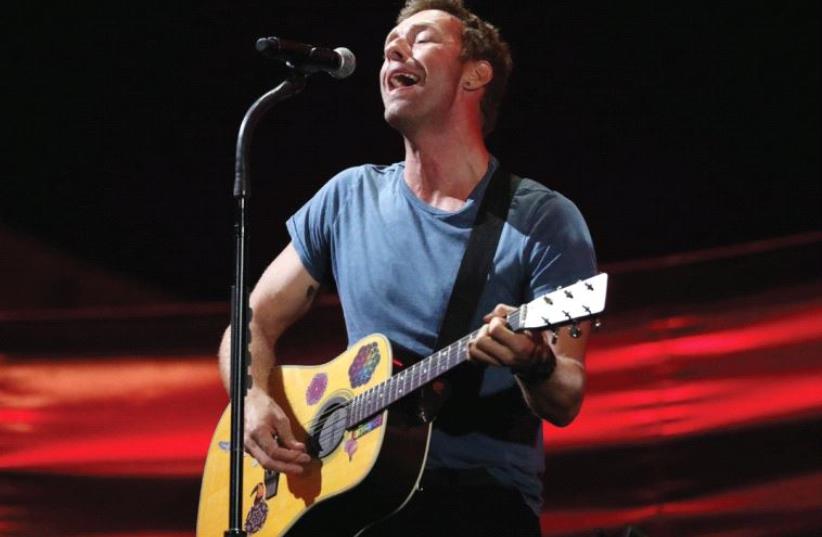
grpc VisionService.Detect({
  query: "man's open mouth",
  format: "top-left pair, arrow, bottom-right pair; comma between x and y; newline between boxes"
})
389,71 -> 421,90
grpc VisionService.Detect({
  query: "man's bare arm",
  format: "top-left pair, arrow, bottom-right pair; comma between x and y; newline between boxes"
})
217,242 -> 320,473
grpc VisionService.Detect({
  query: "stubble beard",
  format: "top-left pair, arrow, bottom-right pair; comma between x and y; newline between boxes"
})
383,99 -> 424,139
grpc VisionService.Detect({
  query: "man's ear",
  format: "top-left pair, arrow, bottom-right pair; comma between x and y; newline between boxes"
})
462,60 -> 493,91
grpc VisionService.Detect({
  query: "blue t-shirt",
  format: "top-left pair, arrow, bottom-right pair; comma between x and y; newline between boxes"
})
286,157 -> 596,513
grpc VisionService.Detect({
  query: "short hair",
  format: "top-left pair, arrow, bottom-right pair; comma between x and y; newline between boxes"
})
397,0 -> 513,135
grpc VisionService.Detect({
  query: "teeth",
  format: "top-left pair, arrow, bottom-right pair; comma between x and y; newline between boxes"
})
390,72 -> 420,88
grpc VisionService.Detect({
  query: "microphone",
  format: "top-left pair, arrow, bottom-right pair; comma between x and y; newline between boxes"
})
256,37 -> 356,79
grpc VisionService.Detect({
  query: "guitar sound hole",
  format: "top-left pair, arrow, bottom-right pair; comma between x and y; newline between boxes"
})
307,396 -> 349,458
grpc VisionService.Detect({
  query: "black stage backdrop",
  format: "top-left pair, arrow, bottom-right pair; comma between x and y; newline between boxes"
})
2,4 -> 821,536
4,1 -> 819,301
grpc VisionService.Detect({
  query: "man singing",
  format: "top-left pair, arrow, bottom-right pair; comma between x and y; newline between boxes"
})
218,1 -> 597,535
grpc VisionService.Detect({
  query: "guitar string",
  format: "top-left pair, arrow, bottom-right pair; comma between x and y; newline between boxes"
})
298,317 -> 538,449
289,279 -> 601,445
295,309 -> 523,436
302,296 -> 600,451
296,312 -> 510,433
293,310 -> 523,439
245,281 -> 597,452
293,334 -> 478,447
300,329 -> 480,434
296,331 -> 476,436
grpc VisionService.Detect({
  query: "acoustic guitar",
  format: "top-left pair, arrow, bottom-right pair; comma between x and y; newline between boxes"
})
197,273 -> 608,536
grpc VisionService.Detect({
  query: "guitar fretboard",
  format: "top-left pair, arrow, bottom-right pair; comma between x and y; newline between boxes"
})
345,307 -> 525,427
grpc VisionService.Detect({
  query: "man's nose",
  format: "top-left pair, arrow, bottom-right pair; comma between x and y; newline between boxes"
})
384,38 -> 410,62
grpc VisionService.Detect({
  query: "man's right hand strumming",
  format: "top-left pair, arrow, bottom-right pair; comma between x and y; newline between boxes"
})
217,243 -> 322,475
243,389 -> 311,474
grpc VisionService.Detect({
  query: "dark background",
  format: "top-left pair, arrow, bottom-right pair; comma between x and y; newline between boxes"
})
5,1 -> 819,301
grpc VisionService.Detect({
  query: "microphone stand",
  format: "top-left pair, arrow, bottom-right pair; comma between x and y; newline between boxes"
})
225,71 -> 307,537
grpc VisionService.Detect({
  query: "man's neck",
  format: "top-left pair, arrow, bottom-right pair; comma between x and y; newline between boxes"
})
402,125 -> 490,212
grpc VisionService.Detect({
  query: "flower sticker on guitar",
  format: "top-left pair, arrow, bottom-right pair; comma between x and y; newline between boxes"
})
348,342 -> 381,388
305,373 -> 328,405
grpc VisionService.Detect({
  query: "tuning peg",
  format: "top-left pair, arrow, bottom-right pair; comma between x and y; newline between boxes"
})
564,290 -> 574,299
593,318 -> 602,330
569,322 -> 582,339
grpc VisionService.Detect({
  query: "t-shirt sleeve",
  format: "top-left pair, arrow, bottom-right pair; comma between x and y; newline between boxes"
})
525,193 -> 598,301
285,168 -> 355,285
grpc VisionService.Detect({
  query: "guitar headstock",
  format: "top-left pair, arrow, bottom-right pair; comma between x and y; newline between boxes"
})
515,273 -> 608,332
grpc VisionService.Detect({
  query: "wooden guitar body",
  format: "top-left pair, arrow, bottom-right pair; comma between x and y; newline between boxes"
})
197,334 -> 431,537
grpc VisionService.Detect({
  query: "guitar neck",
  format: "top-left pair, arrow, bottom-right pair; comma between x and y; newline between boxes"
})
345,307 -> 526,428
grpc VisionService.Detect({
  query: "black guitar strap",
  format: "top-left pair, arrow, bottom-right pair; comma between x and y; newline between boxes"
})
431,162 -> 521,431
